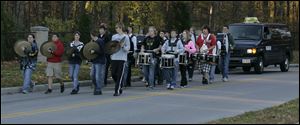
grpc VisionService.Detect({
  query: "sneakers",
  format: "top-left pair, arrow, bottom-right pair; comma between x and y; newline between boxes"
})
147,86 -> 154,90
22,90 -> 29,94
167,84 -> 175,90
166,84 -> 170,89
223,78 -> 228,82
188,78 -> 192,82
168,85 -> 175,90
209,79 -> 214,84
60,84 -> 65,93
145,82 -> 149,87
180,85 -> 187,88
113,89 -> 122,96
45,89 -> 52,94
70,89 -> 78,95
202,78 -> 208,85
94,90 -> 102,95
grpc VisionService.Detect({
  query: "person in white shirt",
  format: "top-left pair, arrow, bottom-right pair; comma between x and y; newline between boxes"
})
161,29 -> 185,90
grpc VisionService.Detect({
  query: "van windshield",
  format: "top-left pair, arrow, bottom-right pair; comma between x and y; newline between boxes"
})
229,25 -> 262,40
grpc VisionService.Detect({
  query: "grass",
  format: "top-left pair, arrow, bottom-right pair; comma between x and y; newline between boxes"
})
207,98 -> 299,124
292,50 -> 299,64
1,60 -> 140,88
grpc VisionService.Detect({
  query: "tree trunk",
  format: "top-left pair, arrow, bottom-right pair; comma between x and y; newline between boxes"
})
287,1 -> 290,18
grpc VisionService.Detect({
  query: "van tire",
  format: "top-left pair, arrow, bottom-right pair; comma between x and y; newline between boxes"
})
280,56 -> 289,72
254,56 -> 264,74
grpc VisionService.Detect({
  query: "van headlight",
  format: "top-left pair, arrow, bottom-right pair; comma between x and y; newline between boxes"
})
247,48 -> 256,54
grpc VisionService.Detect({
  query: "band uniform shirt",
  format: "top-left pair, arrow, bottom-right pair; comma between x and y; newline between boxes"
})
161,38 -> 185,61
196,33 -> 217,55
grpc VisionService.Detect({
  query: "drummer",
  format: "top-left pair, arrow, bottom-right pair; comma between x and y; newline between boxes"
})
161,29 -> 184,90
179,30 -> 196,88
140,26 -> 163,90
196,25 -> 216,85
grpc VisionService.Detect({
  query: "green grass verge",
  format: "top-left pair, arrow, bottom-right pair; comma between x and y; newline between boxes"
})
292,50 -> 299,64
207,98 -> 299,124
1,60 -> 140,88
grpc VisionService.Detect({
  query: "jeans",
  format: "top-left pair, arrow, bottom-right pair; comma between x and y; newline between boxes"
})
155,58 -> 163,85
143,58 -> 157,87
220,52 -> 230,79
209,64 -> 216,81
90,63 -> 105,91
22,68 -> 33,91
69,64 -> 80,90
163,61 -> 179,86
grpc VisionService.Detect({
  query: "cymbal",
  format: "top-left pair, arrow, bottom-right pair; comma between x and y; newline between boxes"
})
82,41 -> 100,60
14,40 -> 31,57
40,41 -> 56,58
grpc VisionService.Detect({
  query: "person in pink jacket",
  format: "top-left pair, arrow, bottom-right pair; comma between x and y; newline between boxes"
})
179,30 -> 196,88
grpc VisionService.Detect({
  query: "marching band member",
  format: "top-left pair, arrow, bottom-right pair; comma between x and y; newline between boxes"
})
161,29 -> 184,90
68,32 -> 84,94
209,36 -> 221,84
179,30 -> 196,88
20,34 -> 38,94
98,24 -> 112,86
220,25 -> 235,82
90,30 -> 106,95
111,22 -> 130,96
125,25 -> 137,87
140,26 -> 162,89
45,33 -> 65,94
196,25 -> 216,85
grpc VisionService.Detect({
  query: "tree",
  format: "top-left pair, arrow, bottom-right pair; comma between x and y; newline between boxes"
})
77,13 -> 92,44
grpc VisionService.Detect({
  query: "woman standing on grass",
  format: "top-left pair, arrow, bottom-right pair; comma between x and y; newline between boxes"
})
20,34 -> 39,94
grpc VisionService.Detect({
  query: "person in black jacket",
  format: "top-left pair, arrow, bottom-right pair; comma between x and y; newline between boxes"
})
98,24 -> 112,86
68,32 -> 84,94
90,30 -> 106,95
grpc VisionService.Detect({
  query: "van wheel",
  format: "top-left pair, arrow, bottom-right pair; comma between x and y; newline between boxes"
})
242,66 -> 251,72
280,56 -> 289,72
254,57 -> 264,74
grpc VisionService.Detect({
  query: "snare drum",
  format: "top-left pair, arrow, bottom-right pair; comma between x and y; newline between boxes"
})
160,54 -> 175,68
197,53 -> 208,62
207,55 -> 219,63
137,53 -> 152,65
179,53 -> 187,65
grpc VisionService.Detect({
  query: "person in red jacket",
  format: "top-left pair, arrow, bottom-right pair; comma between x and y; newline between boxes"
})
196,25 -> 216,84
45,33 -> 65,94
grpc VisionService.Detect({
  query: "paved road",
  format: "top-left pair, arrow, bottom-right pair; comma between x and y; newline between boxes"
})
1,66 -> 299,124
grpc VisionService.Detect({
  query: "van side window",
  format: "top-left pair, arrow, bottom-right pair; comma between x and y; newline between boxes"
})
270,28 -> 281,40
263,26 -> 271,39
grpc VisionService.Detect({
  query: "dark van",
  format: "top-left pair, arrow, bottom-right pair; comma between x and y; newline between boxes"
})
228,23 -> 292,74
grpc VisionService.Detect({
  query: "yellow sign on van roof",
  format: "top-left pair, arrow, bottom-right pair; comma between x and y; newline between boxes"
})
244,17 -> 260,23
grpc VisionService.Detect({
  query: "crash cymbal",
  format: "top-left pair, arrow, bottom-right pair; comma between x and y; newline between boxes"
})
40,41 -> 56,58
14,40 -> 31,57
82,41 -> 100,60
104,36 -> 126,55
